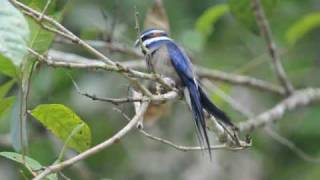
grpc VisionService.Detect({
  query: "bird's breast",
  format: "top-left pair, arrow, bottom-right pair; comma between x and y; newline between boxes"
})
150,45 -> 182,86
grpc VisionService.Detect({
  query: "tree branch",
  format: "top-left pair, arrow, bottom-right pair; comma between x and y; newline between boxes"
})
252,0 -> 294,95
196,66 -> 285,95
239,88 -> 320,132
139,129 -> 248,152
46,50 -> 285,95
55,37 -> 142,58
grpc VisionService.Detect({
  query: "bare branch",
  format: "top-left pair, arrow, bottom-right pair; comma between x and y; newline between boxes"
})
139,130 -> 248,152
87,40 -> 142,58
48,134 -> 94,179
134,7 -> 149,54
47,50 -> 285,95
33,101 -> 150,180
239,88 -> 320,132
197,66 -> 285,95
70,77 -> 147,105
54,38 -> 142,58
252,0 -> 294,94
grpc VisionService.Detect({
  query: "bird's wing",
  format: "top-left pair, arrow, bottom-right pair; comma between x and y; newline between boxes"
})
166,41 -> 211,155
165,42 -> 195,83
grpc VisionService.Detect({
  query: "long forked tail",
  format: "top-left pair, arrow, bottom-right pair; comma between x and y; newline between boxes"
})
198,86 -> 236,128
185,81 -> 212,156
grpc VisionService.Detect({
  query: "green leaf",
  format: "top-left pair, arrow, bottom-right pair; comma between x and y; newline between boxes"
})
0,151 -> 42,169
0,96 -> 15,118
0,152 -> 57,180
56,123 -> 85,162
0,80 -> 16,99
0,54 -> 18,77
228,0 -> 277,33
31,104 -> 91,152
286,12 -> 320,45
196,4 -> 229,37
0,0 -> 30,67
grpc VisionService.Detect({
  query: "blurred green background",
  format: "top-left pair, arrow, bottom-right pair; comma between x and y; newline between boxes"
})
1,0 -> 320,179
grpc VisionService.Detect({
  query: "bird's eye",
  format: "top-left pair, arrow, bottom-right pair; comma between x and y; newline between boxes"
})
151,32 -> 161,38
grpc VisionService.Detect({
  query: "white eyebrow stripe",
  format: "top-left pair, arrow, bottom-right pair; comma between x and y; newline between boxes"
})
141,29 -> 166,38
143,36 -> 172,47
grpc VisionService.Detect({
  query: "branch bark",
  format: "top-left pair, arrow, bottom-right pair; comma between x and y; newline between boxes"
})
252,0 -> 294,95
239,88 -> 320,132
46,50 -> 285,95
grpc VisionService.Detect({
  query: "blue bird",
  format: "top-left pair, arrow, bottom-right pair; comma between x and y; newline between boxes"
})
136,29 -> 236,154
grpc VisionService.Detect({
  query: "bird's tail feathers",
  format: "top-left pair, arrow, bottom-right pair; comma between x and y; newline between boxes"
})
198,86 -> 237,129
185,82 -> 212,157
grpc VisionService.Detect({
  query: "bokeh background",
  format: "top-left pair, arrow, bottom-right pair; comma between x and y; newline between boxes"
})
1,0 -> 320,179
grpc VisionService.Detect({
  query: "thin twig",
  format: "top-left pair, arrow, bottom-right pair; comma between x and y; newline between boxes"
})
139,130 -> 248,151
252,0 -> 294,95
134,7 -> 149,54
113,106 -> 248,152
70,77 -> 147,105
38,0 -> 51,21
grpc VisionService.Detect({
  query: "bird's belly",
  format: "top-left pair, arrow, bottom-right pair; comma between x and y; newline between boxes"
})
154,60 -> 181,84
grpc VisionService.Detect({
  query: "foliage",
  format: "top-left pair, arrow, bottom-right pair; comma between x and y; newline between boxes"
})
196,4 -> 229,38
0,0 -> 319,179
228,0 -> 277,33
0,0 -> 29,71
0,55 -> 18,78
286,12 -> 320,45
31,104 -> 91,152
0,152 -> 57,180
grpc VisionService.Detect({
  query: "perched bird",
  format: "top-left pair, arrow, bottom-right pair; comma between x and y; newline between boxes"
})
135,28 -> 236,154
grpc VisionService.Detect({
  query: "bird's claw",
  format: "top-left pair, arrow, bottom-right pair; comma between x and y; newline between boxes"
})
136,121 -> 144,129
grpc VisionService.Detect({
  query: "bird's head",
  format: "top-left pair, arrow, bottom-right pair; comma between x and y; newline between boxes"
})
135,28 -> 171,54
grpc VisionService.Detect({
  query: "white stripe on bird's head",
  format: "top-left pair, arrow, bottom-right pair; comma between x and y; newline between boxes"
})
135,29 -> 169,47
142,36 -> 172,48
